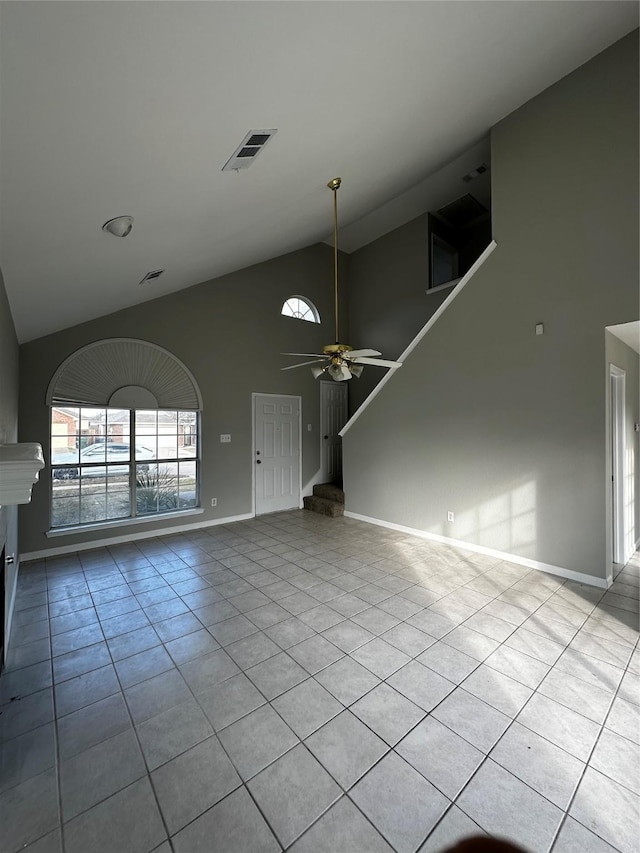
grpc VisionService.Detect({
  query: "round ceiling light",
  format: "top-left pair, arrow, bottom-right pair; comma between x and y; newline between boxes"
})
102,215 -> 134,238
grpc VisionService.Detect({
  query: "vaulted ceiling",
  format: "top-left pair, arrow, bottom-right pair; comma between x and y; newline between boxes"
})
1,1 -> 637,342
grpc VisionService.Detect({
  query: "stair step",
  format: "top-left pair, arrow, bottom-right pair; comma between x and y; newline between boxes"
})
313,483 -> 345,503
303,495 -> 344,518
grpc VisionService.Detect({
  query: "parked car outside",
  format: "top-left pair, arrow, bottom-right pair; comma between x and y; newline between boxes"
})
52,443 -> 154,479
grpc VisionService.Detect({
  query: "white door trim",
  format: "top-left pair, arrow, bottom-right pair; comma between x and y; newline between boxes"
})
610,365 -> 627,566
252,393 -> 302,516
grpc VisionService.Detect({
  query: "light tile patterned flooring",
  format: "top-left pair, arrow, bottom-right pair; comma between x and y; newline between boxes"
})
1,510 -> 639,853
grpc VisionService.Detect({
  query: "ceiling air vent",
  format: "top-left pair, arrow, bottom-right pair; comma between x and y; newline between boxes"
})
437,194 -> 488,228
139,269 -> 165,284
462,164 -> 488,182
222,129 -> 277,172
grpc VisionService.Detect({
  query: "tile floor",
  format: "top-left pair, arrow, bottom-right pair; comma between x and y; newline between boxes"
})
1,510 -> 638,853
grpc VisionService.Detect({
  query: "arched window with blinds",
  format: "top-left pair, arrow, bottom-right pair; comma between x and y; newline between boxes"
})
47,339 -> 202,530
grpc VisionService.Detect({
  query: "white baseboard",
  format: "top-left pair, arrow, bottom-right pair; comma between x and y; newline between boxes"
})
344,510 -> 610,589
20,512 -> 255,562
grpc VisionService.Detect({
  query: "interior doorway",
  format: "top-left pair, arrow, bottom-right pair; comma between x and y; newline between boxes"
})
320,382 -> 348,483
253,393 -> 301,515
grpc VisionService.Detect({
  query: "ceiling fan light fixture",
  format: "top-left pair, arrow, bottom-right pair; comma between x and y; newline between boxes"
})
328,362 -> 350,381
102,216 -> 134,238
281,178 -> 402,381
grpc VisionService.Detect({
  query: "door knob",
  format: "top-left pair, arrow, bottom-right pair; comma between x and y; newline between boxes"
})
324,435 -> 328,440
256,460 -> 262,464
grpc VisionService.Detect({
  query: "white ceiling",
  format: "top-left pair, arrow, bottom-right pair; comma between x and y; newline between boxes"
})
1,1 -> 637,343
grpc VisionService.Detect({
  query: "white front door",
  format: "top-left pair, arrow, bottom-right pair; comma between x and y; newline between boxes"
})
254,394 -> 301,515
320,381 -> 348,483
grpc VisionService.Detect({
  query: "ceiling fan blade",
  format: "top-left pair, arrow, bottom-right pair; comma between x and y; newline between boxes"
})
281,352 -> 327,358
346,349 -> 382,358
351,356 -> 403,368
281,359 -> 327,370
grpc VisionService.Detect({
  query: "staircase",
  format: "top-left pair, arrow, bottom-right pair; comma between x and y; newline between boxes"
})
303,482 -> 345,517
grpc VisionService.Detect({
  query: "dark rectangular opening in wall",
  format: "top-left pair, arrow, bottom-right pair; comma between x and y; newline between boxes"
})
427,183 -> 492,291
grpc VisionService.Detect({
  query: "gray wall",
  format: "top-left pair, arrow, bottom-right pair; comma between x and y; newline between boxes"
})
605,330 -> 640,563
0,266 -> 20,658
19,243 -> 347,555
343,33 -> 639,582
346,215 -> 455,413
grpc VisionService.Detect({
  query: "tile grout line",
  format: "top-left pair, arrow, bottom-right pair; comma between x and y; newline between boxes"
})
6,516 -> 638,853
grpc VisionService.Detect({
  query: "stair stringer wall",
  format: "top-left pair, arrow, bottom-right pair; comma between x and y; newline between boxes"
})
340,32 -> 639,584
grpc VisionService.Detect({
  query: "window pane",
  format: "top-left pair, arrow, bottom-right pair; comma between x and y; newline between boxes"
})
52,438 -> 79,466
80,478 -> 106,524
81,408 -> 108,446
179,412 -> 197,454
51,478 -> 80,527
106,467 -> 130,518
82,442 -> 106,463
51,407 -> 79,461
137,438 -> 157,460
161,411 -> 178,428
136,464 -> 179,515
136,410 -> 157,431
106,408 -> 130,444
178,461 -> 197,508
159,434 -> 178,460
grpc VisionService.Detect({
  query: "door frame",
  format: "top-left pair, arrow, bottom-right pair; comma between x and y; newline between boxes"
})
252,392 -> 302,516
610,364 -> 627,566
320,381 -> 348,483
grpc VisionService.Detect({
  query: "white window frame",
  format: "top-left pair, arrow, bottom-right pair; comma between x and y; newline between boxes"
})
49,406 -> 200,531
281,295 -> 321,324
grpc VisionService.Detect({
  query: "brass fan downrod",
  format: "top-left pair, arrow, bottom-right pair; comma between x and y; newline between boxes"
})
328,177 -> 341,346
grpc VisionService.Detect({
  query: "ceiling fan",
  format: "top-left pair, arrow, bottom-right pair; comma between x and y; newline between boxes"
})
282,177 -> 402,381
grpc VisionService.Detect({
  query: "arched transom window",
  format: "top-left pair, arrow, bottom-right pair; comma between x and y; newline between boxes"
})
281,296 -> 320,324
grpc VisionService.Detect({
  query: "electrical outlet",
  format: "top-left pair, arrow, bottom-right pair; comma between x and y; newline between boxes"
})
447,511 -> 454,522
211,498 -> 217,507
307,424 -> 312,432
220,434 -> 231,443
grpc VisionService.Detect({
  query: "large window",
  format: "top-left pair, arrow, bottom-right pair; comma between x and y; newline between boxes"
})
50,406 -> 199,529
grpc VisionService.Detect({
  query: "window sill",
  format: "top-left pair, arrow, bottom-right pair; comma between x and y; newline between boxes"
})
46,507 -> 204,537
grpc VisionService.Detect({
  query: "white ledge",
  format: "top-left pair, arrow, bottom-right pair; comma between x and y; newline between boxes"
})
0,443 -> 45,505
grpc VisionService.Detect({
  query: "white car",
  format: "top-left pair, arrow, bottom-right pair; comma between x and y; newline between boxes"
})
52,443 -> 154,479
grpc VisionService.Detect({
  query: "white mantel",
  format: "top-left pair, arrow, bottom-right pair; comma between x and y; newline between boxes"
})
0,443 -> 45,506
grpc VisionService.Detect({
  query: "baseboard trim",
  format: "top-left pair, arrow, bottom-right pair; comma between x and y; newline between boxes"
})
344,510 -> 609,589
20,512 -> 255,562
